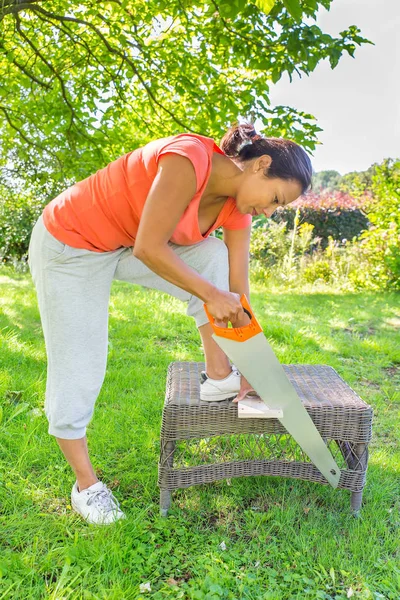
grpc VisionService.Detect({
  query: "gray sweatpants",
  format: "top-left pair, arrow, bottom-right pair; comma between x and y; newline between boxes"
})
28,215 -> 230,440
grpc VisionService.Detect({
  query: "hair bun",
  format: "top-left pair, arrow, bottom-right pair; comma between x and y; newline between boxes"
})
220,121 -> 259,157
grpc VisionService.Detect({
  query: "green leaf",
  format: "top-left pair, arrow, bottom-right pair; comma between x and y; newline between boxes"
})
254,0 -> 276,15
329,48 -> 342,69
271,69 -> 281,83
329,567 -> 335,584
307,54 -> 319,71
6,403 -> 30,424
283,0 -> 303,21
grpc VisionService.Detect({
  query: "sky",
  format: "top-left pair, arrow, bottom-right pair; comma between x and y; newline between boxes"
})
263,0 -> 400,175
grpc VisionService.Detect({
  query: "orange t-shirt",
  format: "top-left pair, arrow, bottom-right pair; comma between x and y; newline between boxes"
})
42,133 -> 252,252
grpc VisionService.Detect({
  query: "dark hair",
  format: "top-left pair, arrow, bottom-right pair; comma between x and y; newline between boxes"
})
220,121 -> 312,194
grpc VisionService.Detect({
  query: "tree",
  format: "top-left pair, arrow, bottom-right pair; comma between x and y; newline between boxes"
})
339,164 -> 378,197
312,170 -> 342,192
0,0 -> 370,191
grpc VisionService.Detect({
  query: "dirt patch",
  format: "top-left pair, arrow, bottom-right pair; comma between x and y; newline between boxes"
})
383,365 -> 400,377
384,318 -> 400,330
359,378 -> 380,389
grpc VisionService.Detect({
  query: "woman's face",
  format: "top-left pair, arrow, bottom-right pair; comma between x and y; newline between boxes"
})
235,155 -> 303,217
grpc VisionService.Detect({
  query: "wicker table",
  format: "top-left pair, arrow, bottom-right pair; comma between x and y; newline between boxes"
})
158,362 -> 373,517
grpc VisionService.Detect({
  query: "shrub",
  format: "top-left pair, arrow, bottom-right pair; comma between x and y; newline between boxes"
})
302,260 -> 333,283
250,209 -> 323,284
0,187 -> 45,262
249,219 -> 291,265
353,158 -> 400,290
249,161 -> 399,291
271,190 -> 370,249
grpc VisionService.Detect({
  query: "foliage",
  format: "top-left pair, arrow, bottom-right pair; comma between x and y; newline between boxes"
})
251,157 -> 400,291
0,184 -> 45,262
346,159 -> 400,290
292,190 -> 368,209
312,170 -> 342,192
271,190 -> 371,251
250,210 -> 322,284
0,0 -> 370,187
250,158 -> 400,291
254,0 -> 276,14
250,219 -> 292,264
339,164 -> 378,198
302,259 -> 333,283
312,165 -> 379,197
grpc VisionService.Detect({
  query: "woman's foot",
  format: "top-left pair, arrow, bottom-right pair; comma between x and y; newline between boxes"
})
200,366 -> 241,401
71,480 -> 126,525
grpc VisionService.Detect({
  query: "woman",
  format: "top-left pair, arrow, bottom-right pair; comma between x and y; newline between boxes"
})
28,122 -> 312,525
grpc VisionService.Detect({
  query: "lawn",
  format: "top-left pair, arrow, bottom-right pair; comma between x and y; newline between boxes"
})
0,266 -> 399,599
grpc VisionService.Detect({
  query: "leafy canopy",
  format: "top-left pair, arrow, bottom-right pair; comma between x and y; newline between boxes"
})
0,0 -> 370,190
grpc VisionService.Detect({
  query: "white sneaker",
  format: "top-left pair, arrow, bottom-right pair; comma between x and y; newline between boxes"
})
200,366 -> 241,401
71,480 -> 126,525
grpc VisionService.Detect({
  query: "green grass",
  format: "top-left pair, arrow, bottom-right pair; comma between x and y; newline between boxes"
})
0,266 -> 399,600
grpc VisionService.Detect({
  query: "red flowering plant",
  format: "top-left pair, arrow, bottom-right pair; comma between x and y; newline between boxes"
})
270,190 -> 371,249
290,190 -> 370,211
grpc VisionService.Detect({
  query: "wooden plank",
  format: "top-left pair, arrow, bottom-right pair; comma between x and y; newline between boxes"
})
238,396 -> 284,419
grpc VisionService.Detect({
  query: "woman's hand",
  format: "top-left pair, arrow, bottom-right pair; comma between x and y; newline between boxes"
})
205,289 -> 248,324
232,374 -> 259,404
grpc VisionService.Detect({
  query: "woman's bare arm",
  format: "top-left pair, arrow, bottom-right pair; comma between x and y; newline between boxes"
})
133,153 -> 214,302
222,225 -> 252,327
133,153 -> 244,322
223,225 -> 251,300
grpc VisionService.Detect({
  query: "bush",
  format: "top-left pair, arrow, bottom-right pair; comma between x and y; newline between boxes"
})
302,260 -> 333,283
250,209 -> 324,285
0,187 -> 45,262
250,161 -> 399,291
250,219 -> 291,265
251,213 -> 321,257
270,190 -> 370,249
353,158 -> 400,290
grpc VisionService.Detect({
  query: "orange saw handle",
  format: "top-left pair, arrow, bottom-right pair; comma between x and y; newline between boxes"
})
203,294 -> 263,342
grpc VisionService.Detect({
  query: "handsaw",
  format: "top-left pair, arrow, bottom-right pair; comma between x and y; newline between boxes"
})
204,294 -> 341,488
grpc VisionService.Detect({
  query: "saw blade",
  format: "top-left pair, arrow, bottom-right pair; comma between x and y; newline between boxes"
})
204,295 -> 341,489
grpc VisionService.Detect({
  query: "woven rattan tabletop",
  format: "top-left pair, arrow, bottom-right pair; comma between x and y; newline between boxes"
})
165,361 -> 372,411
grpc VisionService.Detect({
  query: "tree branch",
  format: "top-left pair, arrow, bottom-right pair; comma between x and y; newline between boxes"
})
19,4 -> 197,131
13,12 -> 112,146
11,57 -> 52,88
0,0 -> 44,20
0,105 -> 62,167
210,0 -> 271,51
12,9 -> 154,139
15,13 -> 75,134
